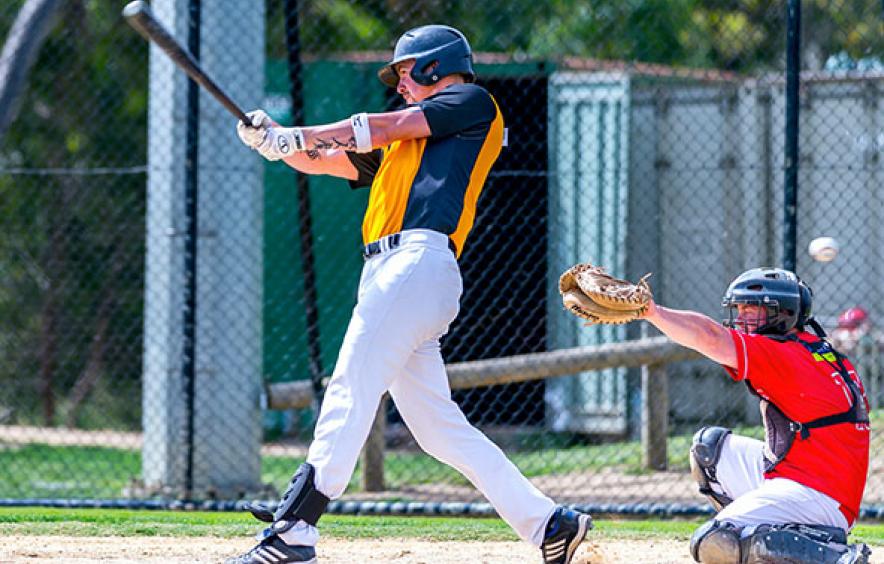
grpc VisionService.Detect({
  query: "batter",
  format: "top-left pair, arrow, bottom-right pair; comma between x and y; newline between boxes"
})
229,24 -> 592,564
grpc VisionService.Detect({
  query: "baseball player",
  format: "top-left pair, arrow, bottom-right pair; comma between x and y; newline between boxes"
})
228,25 -> 591,564
642,267 -> 871,563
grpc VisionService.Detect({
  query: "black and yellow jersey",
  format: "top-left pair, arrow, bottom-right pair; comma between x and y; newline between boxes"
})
346,83 -> 504,258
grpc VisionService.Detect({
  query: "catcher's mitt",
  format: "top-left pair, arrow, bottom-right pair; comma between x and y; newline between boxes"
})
559,264 -> 652,325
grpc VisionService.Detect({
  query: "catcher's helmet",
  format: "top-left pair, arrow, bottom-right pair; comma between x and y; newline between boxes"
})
378,24 -> 475,87
722,267 -> 814,335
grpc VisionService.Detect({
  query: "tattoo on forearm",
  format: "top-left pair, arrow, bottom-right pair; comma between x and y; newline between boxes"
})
306,149 -> 321,161
312,136 -> 357,151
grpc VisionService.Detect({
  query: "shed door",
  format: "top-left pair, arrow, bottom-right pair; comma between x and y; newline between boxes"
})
546,73 -> 631,434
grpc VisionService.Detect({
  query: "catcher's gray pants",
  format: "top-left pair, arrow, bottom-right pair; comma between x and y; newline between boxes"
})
711,434 -> 849,532
300,229 -> 556,547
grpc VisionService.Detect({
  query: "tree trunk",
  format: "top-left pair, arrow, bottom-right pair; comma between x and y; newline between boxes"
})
64,244 -> 124,427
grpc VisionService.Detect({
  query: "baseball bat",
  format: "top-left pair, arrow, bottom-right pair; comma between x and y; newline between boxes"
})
122,0 -> 251,124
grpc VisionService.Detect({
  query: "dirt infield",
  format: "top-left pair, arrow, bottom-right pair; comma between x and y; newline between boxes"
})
0,535 -> 695,563
3,535 -> 883,563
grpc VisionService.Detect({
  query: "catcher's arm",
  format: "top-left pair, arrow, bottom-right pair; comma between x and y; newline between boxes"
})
642,300 -> 737,368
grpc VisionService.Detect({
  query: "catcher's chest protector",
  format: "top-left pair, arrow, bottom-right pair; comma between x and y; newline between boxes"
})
747,335 -> 869,473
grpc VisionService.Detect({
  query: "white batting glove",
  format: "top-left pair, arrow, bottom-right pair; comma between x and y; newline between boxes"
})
237,110 -> 306,162
236,109 -> 272,149
254,127 -> 305,161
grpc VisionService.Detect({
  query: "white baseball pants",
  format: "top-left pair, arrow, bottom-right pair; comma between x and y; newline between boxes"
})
298,229 -> 555,547
711,434 -> 849,532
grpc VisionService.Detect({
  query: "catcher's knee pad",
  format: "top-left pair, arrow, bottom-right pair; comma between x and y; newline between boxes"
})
690,520 -> 742,563
250,462 -> 329,533
690,426 -> 734,512
743,524 -> 869,564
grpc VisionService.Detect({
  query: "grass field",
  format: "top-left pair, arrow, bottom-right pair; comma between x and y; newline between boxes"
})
5,411 -> 882,499
2,440 -> 696,498
0,507 -> 677,539
1,508 -> 882,563
1,507 -> 884,544
0,428 -> 740,498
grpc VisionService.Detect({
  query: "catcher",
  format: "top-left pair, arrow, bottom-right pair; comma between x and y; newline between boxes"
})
560,265 -> 871,564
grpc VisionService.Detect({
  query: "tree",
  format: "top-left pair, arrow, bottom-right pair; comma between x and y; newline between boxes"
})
0,0 -> 147,427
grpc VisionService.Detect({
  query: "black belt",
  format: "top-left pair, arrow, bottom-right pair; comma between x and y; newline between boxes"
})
362,233 -> 457,259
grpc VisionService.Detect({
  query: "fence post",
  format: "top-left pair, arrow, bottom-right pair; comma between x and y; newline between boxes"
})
361,394 -> 387,491
642,362 -> 669,470
141,0 -> 264,497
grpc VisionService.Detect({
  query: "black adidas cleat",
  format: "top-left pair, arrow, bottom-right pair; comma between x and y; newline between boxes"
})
225,535 -> 317,564
541,506 -> 593,564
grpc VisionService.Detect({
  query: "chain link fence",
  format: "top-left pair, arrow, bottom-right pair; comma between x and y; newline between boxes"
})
1,0 -> 883,515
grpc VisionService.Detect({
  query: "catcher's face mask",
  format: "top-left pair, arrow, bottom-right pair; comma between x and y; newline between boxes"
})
722,267 -> 809,334
723,301 -> 778,334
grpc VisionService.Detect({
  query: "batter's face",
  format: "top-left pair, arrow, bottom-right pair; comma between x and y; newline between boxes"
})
394,60 -> 437,104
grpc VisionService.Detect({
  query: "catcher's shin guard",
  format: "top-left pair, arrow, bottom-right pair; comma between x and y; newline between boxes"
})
690,426 -> 734,512
840,544 -> 873,564
690,520 -> 742,563
742,524 -> 869,564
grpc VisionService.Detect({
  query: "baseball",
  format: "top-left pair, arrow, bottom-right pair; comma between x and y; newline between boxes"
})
808,236 -> 839,262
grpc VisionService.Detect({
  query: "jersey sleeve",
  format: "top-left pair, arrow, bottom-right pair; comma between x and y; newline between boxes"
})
725,329 -> 801,400
345,149 -> 383,189
417,84 -> 497,138
723,329 -> 749,382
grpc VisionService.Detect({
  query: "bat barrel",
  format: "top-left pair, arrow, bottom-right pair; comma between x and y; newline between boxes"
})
122,1 -> 250,123
121,1 -> 149,20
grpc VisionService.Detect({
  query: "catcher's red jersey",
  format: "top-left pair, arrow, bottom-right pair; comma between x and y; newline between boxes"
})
724,330 -> 870,523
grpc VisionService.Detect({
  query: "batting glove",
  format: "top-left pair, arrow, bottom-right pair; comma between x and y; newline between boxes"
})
237,110 -> 305,162
236,110 -> 272,148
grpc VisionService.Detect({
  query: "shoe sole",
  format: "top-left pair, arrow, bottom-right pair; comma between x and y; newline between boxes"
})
224,553 -> 317,563
564,514 -> 592,563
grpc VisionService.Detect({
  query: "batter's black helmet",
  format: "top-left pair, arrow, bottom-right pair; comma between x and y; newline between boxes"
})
722,267 -> 814,335
378,24 -> 475,87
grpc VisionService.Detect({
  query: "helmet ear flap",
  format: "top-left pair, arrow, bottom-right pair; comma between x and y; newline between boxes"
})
796,279 -> 813,329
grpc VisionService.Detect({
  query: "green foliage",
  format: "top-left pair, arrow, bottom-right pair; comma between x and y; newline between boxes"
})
0,1 -> 148,427
266,0 -> 879,72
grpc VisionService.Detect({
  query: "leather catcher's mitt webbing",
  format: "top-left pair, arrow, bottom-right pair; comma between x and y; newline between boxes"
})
559,264 -> 652,325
